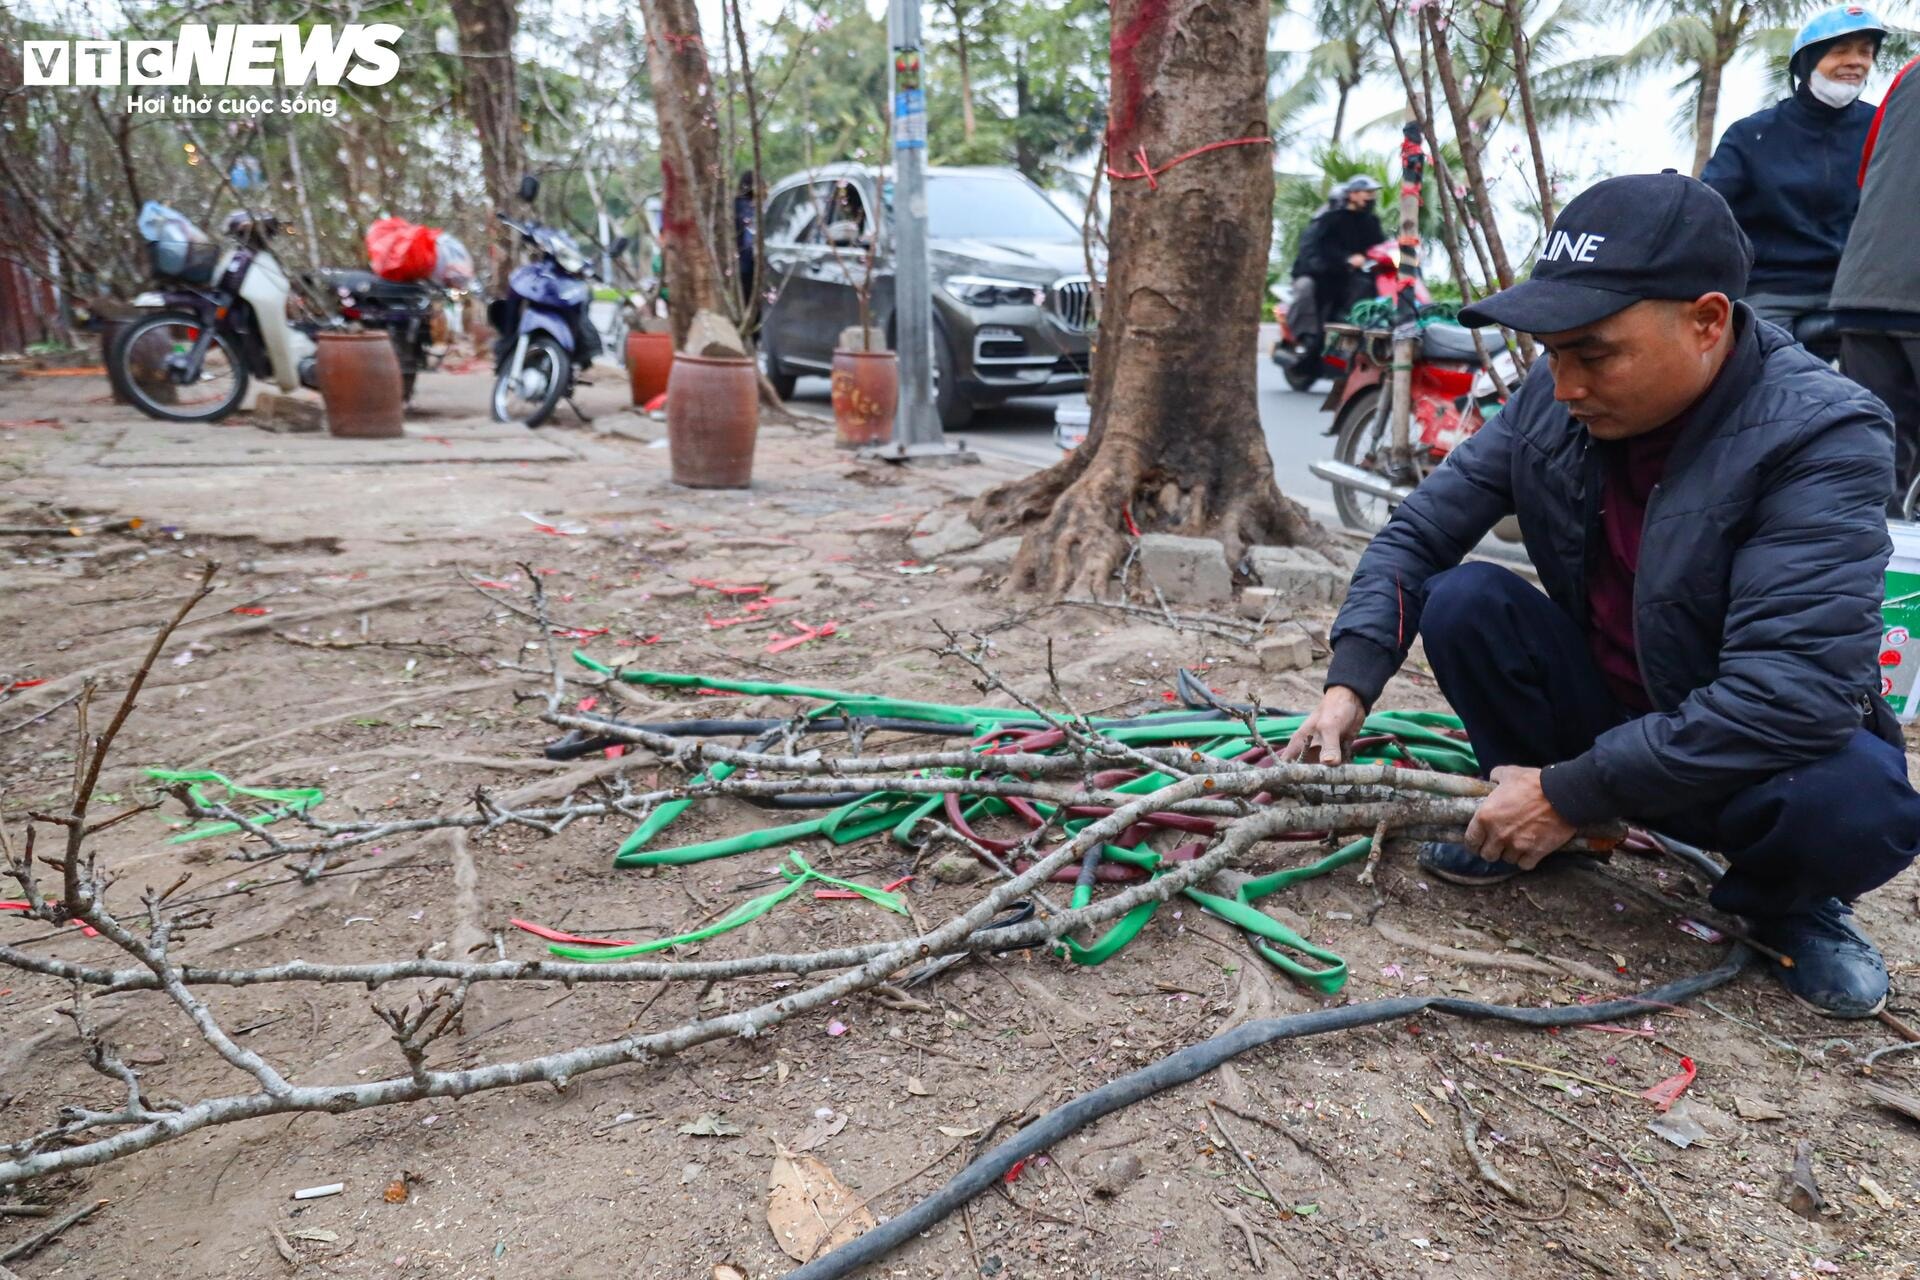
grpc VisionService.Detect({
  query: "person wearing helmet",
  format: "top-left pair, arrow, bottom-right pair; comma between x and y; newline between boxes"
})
1284,179 -> 1353,359
1701,5 -> 1886,331
1300,175 -> 1388,331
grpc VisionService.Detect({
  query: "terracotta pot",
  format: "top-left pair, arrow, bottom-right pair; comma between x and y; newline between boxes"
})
666,354 -> 759,488
315,331 -> 404,438
830,349 -> 898,448
626,330 -> 674,407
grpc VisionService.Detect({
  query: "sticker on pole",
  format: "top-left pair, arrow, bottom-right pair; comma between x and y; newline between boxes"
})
893,47 -> 926,150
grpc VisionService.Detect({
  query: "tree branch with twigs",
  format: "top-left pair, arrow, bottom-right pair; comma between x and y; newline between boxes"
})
0,568 -> 1619,1192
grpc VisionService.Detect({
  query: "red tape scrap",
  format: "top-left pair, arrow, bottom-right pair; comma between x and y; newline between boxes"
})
766,621 -> 837,654
508,918 -> 634,947
230,606 -> 270,616
0,901 -> 100,938
1640,1055 -> 1697,1111
690,578 -> 768,597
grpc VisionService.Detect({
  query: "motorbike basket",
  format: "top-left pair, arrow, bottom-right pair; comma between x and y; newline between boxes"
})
149,237 -> 222,285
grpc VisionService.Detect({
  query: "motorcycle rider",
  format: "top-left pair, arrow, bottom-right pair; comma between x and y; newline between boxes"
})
1832,52 -> 1920,511
1701,5 -> 1886,331
1284,171 -> 1917,1020
1285,179 -> 1351,362
1301,176 -> 1387,333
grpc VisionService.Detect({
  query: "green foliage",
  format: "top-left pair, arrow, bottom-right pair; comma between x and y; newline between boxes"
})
923,0 -> 1106,184
747,0 -> 890,183
1273,143 -> 1442,271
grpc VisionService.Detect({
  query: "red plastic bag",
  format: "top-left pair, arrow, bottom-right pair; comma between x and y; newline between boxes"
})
365,217 -> 441,282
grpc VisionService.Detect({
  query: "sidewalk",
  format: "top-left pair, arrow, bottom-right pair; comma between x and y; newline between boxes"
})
2,358 -> 1913,1280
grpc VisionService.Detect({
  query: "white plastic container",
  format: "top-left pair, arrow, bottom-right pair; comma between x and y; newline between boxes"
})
1879,521 -> 1920,721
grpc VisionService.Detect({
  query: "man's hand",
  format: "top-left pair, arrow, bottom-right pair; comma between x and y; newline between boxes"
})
1465,766 -> 1576,870
1347,252 -> 1367,268
1280,687 -> 1367,765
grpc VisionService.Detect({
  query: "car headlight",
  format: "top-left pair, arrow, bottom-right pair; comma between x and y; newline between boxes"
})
943,275 -> 1045,308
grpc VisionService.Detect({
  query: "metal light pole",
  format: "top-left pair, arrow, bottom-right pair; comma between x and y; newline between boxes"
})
865,0 -> 973,463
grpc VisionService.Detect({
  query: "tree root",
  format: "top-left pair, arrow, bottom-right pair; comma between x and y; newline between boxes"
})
970,427 -> 1324,599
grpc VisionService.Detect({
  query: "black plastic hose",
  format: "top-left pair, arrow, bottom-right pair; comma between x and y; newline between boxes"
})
782,943 -> 1751,1280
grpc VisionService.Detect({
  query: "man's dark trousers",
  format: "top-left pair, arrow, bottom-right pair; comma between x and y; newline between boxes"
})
1418,562 -> 1920,919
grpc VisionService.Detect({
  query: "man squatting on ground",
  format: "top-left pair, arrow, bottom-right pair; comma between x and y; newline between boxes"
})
1283,171 -> 1920,1018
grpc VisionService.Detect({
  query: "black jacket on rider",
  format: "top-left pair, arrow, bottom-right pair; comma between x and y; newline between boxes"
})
1301,206 -> 1387,279
1289,208 -> 1334,280
1325,305 -> 1900,827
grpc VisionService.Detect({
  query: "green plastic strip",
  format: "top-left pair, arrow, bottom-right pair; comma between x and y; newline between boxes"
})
144,768 -> 324,843
548,851 -> 904,960
1181,836 -> 1375,993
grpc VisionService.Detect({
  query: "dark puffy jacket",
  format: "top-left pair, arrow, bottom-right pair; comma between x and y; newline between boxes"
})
1289,207 -> 1334,279
1302,206 -> 1386,278
1832,57 -> 1920,323
1701,88 -> 1875,295
1326,307 -> 1898,826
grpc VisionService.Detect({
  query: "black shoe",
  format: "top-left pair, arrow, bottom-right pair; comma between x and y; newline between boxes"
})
1748,898 -> 1890,1019
1416,841 -> 1521,887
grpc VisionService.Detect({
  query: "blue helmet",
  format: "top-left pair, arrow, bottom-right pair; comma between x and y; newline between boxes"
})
1791,5 -> 1889,80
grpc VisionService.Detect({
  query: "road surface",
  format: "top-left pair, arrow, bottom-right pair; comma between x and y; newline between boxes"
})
783,326 -> 1349,523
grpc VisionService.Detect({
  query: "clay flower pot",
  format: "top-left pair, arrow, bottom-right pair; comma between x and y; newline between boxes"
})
830,349 -> 898,448
315,331 -> 404,438
666,354 -> 759,488
626,330 -> 674,407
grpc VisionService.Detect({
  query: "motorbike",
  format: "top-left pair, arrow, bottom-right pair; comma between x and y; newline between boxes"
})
113,206 -> 330,422
1307,307 -> 1517,537
488,175 -> 630,428
305,266 -> 451,404
1270,241 -> 1430,393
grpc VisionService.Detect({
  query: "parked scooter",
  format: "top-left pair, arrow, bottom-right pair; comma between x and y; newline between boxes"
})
113,204 -> 330,422
1270,241 -> 1431,392
489,176 -> 630,428
1307,312 -> 1516,535
306,266 -> 450,403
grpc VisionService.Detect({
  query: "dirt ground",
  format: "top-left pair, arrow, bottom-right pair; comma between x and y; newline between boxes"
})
1,353 -> 1917,1280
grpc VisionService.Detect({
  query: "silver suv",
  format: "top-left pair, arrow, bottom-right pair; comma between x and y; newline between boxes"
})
758,163 -> 1096,429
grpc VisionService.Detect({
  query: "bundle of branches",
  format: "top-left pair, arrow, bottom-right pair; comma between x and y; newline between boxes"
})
0,566 -> 1618,1194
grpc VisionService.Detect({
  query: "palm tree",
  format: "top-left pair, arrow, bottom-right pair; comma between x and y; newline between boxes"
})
1603,0 -> 1801,176
1306,0 -> 1388,142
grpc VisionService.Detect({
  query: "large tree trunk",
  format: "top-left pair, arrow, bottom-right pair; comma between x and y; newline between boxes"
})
449,0 -> 528,298
639,0 -> 736,347
972,0 -> 1316,598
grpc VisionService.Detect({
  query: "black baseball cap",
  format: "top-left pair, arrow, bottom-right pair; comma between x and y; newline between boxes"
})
1458,170 -> 1752,334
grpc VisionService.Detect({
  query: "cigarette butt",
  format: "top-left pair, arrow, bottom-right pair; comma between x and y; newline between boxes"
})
293,1183 -> 344,1201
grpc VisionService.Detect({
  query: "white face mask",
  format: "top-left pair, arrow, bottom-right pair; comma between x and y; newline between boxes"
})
1809,69 -> 1865,108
